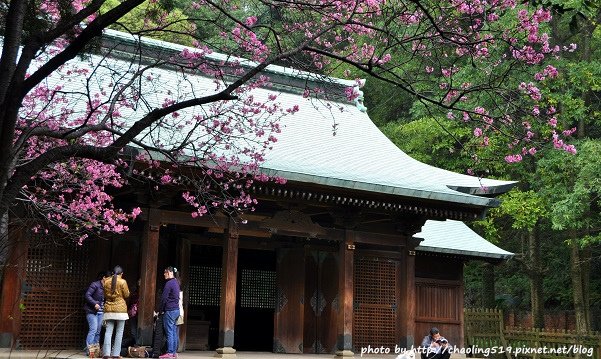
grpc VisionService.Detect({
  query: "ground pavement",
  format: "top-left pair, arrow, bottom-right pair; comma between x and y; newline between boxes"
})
0,349 -> 405,359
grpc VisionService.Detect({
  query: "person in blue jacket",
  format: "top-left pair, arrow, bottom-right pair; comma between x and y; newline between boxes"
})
159,266 -> 180,359
84,270 -> 112,356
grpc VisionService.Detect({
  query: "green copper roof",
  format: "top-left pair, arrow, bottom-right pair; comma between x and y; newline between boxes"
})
33,30 -> 517,209
103,31 -> 516,208
258,95 -> 515,207
415,220 -> 513,260
112,30 -> 516,207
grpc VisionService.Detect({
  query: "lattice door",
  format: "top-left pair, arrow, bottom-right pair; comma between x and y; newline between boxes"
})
20,238 -> 89,349
353,255 -> 399,351
188,265 -> 222,306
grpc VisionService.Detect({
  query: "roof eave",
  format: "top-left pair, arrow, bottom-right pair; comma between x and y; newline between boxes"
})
260,167 -> 502,208
447,181 -> 518,196
415,245 -> 514,260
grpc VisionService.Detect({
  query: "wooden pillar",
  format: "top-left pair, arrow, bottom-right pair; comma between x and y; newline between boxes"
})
138,208 -> 161,345
0,225 -> 28,348
177,238 -> 191,352
336,230 -> 354,357
399,247 -> 416,348
216,220 -> 238,358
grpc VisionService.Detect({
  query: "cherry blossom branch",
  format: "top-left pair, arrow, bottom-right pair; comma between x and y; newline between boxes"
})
20,0 -> 146,99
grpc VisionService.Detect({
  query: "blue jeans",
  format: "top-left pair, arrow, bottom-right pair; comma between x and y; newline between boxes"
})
103,319 -> 126,357
163,309 -> 180,354
86,312 -> 103,345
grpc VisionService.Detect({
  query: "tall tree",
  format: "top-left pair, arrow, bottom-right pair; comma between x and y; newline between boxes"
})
533,0 -> 601,332
535,140 -> 601,332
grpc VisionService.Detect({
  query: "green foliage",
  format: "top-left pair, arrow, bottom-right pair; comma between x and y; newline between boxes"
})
380,117 -> 471,171
495,266 -> 532,309
536,140 -> 601,237
565,61 -> 601,92
101,0 -> 196,45
357,0 -> 601,315
494,190 -> 547,232
474,215 -> 502,244
362,79 -> 414,126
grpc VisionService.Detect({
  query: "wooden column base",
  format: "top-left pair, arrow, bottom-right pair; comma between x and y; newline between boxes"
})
399,335 -> 415,348
335,349 -> 355,357
214,347 -> 236,358
0,333 -> 14,348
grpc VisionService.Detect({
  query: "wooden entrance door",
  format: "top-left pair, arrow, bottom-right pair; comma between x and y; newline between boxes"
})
273,247 -> 305,353
353,254 -> 400,352
20,238 -> 90,349
303,250 -> 338,354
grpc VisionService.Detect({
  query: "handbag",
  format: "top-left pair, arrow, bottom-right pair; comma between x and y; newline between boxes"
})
128,346 -> 149,358
87,343 -> 101,358
175,314 -> 184,325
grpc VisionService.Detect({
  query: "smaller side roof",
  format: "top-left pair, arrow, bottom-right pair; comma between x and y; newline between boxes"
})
414,219 -> 513,260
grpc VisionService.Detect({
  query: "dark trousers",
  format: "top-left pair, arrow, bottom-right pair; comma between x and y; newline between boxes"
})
150,314 -> 166,358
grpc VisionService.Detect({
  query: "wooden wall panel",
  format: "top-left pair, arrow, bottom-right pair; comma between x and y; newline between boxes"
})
304,251 -> 318,353
138,209 -> 161,346
415,278 -> 463,347
274,247 -> 305,353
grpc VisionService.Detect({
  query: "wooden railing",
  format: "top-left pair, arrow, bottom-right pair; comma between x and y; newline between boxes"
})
464,309 -> 601,359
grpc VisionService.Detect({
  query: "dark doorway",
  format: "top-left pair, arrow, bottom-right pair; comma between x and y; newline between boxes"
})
234,248 -> 276,351
187,244 -> 222,350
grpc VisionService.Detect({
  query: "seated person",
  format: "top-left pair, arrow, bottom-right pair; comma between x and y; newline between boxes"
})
420,327 -> 451,359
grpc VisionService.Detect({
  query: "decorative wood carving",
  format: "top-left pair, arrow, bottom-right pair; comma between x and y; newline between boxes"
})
261,210 -> 325,237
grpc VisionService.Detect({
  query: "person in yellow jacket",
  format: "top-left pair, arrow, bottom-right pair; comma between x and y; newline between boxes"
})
102,265 -> 130,359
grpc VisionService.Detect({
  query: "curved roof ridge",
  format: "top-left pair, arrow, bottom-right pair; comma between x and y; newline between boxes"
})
260,92 -> 516,207
103,29 -> 359,88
